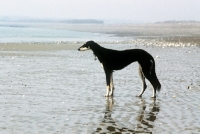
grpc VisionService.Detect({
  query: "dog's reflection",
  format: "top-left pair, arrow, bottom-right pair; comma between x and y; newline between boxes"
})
135,98 -> 160,133
94,98 -> 160,133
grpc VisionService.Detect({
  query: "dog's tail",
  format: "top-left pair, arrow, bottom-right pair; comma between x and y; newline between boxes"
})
154,75 -> 161,92
149,72 -> 161,92
150,60 -> 161,92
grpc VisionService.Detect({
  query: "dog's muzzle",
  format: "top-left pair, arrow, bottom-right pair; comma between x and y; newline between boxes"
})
78,47 -> 90,51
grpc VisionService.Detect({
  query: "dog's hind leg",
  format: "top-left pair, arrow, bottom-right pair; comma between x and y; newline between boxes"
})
137,65 -> 147,97
147,73 -> 161,98
140,61 -> 159,98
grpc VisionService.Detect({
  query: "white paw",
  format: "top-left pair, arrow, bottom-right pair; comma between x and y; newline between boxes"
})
104,94 -> 109,97
109,92 -> 113,97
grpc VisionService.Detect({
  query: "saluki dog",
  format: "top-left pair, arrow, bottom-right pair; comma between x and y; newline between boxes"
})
78,41 -> 161,98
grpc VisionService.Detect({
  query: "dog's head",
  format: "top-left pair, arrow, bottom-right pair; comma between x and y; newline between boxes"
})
78,41 -> 96,51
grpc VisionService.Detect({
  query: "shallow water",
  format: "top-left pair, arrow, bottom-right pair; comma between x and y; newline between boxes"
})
0,24 -> 122,43
0,44 -> 199,133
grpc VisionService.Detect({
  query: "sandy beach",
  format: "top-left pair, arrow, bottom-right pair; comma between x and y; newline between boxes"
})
0,23 -> 200,133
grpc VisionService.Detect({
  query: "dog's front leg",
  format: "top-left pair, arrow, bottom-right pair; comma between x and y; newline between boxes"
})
109,74 -> 114,96
105,71 -> 112,97
105,85 -> 110,97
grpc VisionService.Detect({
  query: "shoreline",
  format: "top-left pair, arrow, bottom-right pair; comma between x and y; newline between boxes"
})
0,37 -> 198,52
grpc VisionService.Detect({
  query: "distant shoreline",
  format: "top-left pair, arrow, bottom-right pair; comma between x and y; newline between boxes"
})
0,17 -> 104,24
0,22 -> 200,47
54,22 -> 200,46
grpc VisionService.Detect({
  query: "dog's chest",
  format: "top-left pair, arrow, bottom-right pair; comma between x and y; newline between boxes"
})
100,63 -> 103,68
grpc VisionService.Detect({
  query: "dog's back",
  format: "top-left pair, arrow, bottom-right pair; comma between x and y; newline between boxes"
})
100,48 -> 154,71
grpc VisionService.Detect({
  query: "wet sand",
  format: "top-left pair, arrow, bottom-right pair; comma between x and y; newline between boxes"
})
0,22 -> 200,133
0,41 -> 199,133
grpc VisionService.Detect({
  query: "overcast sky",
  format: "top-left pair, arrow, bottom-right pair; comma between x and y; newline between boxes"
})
0,0 -> 200,23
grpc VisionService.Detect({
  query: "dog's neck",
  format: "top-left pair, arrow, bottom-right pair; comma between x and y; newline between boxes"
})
90,44 -> 104,62
93,50 -> 100,61
93,53 -> 97,60
91,44 -> 101,55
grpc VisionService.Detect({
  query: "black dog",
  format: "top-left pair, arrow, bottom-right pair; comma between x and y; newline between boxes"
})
78,41 -> 161,98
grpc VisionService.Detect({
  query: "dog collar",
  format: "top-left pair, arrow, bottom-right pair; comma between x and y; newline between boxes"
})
93,53 -> 97,60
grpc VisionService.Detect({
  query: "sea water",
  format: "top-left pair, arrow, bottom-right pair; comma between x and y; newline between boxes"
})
0,23 -> 117,43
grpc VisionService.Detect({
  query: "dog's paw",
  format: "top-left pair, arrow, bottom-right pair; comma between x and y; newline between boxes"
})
104,95 -> 114,97
136,95 -> 142,97
109,93 -> 113,97
104,94 -> 109,97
